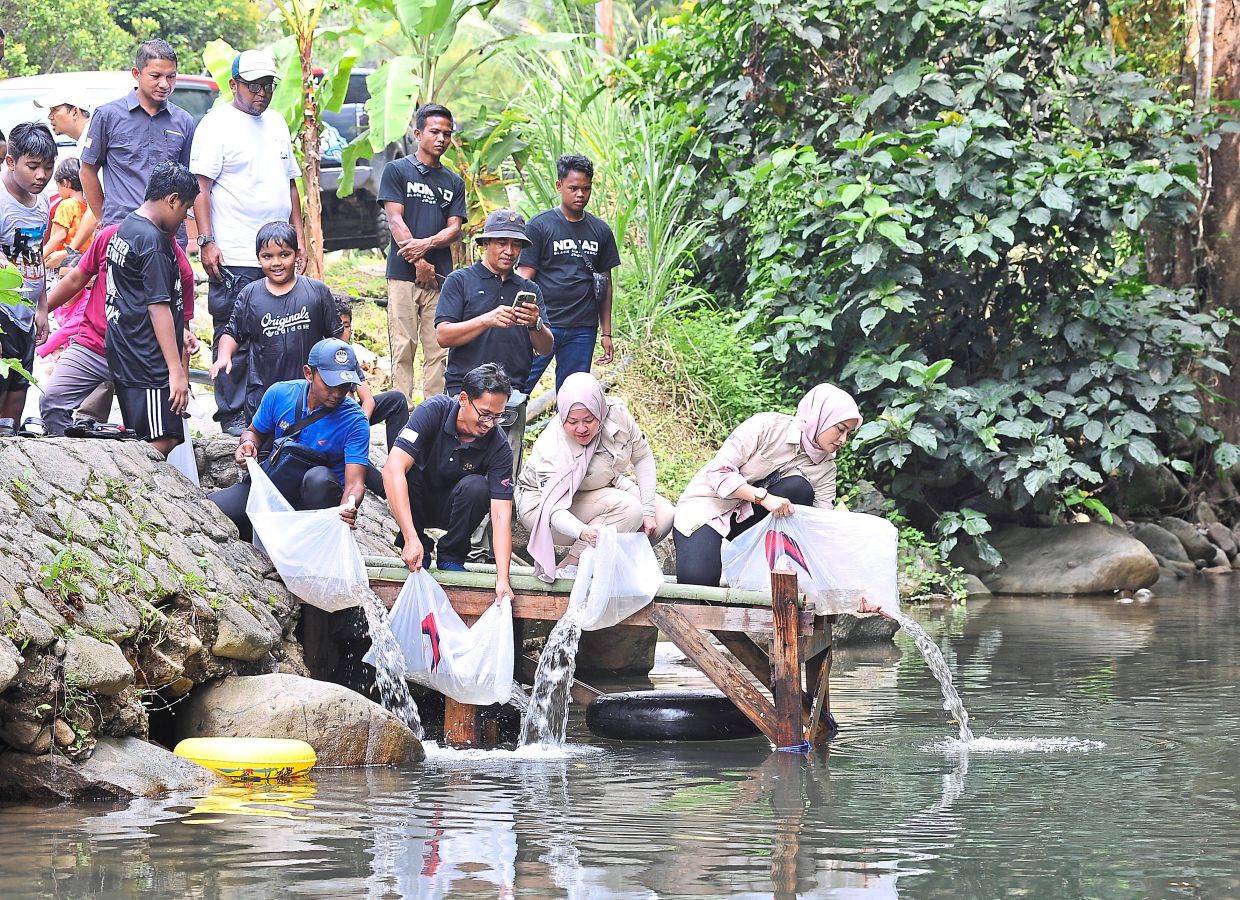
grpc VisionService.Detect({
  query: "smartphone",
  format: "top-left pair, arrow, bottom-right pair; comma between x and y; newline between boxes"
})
513,290 -> 537,308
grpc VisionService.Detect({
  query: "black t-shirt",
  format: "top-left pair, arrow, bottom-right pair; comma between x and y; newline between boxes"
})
393,393 -> 514,499
517,209 -> 621,328
377,156 -> 467,282
104,212 -> 184,388
222,275 -> 343,402
435,262 -> 547,394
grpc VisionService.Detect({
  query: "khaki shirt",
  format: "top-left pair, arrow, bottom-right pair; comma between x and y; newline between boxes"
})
516,399 -> 653,521
673,412 -> 838,536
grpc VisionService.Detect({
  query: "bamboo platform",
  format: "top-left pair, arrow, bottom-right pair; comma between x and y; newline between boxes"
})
364,557 -> 833,752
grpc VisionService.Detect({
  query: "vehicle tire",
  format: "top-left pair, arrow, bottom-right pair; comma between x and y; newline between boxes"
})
374,195 -> 391,251
585,689 -> 763,742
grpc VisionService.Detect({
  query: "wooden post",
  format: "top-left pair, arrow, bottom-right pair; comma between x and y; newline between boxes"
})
443,614 -> 482,748
769,570 -> 804,749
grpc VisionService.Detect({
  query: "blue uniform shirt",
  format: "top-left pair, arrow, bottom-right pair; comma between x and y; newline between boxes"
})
252,380 -> 371,483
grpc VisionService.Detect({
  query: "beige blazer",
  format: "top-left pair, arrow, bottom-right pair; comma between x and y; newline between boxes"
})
516,399 -> 654,521
673,412 -> 838,536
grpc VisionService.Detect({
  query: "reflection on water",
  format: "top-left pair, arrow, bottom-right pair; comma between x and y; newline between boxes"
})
2,582 -> 1240,898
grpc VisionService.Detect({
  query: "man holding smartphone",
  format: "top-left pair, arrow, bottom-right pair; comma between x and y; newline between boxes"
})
435,208 -> 553,472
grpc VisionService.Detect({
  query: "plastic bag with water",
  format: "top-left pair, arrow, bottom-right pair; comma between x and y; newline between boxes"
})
243,458 -> 367,612
721,505 -> 900,617
375,568 -> 514,706
575,528 -> 664,631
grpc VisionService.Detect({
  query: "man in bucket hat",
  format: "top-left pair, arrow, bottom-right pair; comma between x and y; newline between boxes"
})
191,47 -> 304,437
208,338 -> 371,542
435,207 -> 553,475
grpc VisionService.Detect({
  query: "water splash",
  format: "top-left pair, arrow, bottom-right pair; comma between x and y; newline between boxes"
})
930,736 -> 1106,754
519,602 -> 584,748
357,587 -> 424,739
893,610 -> 974,743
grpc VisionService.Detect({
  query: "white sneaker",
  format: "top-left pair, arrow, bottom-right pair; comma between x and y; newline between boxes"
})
554,564 -> 579,580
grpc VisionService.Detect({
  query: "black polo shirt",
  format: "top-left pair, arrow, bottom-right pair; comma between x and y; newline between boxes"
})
435,261 -> 547,394
393,394 -> 515,500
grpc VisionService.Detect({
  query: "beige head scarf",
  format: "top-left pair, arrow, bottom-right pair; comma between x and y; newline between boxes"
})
528,372 -> 608,581
798,384 -> 862,464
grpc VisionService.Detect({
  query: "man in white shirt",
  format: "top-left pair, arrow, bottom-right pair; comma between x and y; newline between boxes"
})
34,92 -> 92,204
190,48 -> 304,436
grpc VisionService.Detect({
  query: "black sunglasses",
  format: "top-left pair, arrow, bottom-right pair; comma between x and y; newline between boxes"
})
237,77 -> 276,93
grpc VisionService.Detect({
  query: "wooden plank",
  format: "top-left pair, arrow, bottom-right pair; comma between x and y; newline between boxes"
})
769,571 -> 804,749
647,603 -> 781,745
805,648 -> 833,747
369,580 -> 816,634
443,613 -> 482,748
714,631 -> 825,723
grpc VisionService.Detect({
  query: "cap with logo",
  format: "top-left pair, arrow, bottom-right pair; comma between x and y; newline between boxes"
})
34,92 -> 93,114
476,209 -> 530,245
307,339 -> 362,387
232,49 -> 279,83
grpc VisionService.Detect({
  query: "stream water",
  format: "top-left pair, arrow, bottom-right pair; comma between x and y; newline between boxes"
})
358,589 -> 424,740
3,581 -> 1240,898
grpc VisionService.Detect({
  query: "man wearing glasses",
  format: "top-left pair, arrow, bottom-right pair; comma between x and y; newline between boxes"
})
190,48 -> 304,436
383,363 -> 518,598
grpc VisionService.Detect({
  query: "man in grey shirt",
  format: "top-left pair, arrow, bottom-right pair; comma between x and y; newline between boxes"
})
80,38 -> 195,246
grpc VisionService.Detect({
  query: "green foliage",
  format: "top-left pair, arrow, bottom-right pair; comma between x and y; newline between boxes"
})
112,0 -> 261,73
629,0 -> 1235,558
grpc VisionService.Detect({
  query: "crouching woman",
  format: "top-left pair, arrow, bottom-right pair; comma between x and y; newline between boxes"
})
518,372 -> 674,581
672,384 -> 862,587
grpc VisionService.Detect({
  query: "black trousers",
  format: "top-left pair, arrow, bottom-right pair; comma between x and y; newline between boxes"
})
209,465 -> 343,542
207,265 -> 263,424
396,469 -> 491,566
363,389 -> 412,498
673,474 -> 814,587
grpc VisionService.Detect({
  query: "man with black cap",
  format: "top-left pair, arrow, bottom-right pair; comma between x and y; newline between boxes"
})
191,48 -> 304,436
208,338 -> 371,542
435,207 -> 553,471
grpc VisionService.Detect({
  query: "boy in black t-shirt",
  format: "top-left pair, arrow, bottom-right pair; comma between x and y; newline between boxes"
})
103,162 -> 199,457
211,222 -> 342,419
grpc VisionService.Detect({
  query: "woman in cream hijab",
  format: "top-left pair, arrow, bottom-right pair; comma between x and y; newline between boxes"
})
518,372 -> 674,581
673,383 -> 862,587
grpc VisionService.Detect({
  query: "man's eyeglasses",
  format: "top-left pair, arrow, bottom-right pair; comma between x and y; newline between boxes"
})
468,396 -> 517,427
237,77 -> 276,94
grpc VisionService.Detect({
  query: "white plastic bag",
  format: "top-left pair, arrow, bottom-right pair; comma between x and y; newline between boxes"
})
167,437 -> 199,485
373,568 -> 514,705
721,505 -> 900,617
244,458 -> 367,612
574,527 -> 663,631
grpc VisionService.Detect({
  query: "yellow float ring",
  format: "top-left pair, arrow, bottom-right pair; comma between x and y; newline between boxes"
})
174,737 -> 317,781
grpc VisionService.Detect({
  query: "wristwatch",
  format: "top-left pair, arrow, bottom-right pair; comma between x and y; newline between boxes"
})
196,234 -> 215,247
753,487 -> 769,503
526,315 -> 543,332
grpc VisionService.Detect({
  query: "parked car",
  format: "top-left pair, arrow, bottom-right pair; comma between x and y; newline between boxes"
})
0,70 -> 403,252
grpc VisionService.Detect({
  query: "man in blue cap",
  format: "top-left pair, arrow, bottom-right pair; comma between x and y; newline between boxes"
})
208,338 -> 371,542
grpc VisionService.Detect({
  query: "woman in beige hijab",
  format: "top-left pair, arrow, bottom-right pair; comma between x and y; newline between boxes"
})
673,383 -> 862,587
518,372 -> 674,581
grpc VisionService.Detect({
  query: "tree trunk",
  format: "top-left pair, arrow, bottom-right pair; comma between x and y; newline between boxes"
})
298,32 -> 326,280
1199,0 -> 1240,440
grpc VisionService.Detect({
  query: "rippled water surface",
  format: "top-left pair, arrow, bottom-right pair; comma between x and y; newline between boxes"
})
2,581 -> 1239,898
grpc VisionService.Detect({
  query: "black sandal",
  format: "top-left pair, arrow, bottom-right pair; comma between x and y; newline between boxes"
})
18,416 -> 45,437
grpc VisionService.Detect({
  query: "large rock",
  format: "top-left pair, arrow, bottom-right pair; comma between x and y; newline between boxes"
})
1113,465 -> 1188,513
1129,522 -> 1191,564
0,737 -> 223,801
835,613 -> 901,645
957,523 -> 1158,595
62,634 -> 133,696
1205,522 -> 1238,559
211,600 -> 279,662
0,439 -> 306,759
1158,517 -> 1216,563
173,673 -> 423,766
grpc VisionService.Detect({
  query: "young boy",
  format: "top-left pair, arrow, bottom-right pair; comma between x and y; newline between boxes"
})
104,161 -> 199,457
211,222 -> 342,420
0,122 -> 56,436
44,157 -> 90,273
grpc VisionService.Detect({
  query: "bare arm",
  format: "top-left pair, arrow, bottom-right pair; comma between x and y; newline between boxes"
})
491,498 -> 514,600
289,180 -> 305,267
529,321 -> 554,355
341,462 -> 367,526
149,303 -> 189,415
193,175 -> 223,279
46,265 -> 90,312
210,334 -> 239,377
80,162 -> 104,224
67,207 -> 97,254
598,274 -> 614,364
356,380 -> 376,419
